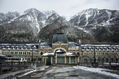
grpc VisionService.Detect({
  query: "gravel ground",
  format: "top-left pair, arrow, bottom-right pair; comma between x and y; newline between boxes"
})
39,66 -> 118,79
1,66 -> 118,79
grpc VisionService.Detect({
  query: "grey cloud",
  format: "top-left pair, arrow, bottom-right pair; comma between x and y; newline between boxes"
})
0,0 -> 119,19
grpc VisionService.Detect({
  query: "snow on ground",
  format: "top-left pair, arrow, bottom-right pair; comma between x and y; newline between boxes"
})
18,69 -> 36,77
104,63 -> 119,66
73,66 -> 119,79
18,66 -> 49,77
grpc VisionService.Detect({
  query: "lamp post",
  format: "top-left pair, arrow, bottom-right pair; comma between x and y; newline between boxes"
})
92,46 -> 97,67
31,45 -> 36,65
94,46 -> 96,66
32,46 -> 33,65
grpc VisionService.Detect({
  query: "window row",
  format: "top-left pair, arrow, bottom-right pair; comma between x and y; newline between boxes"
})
3,51 -> 32,55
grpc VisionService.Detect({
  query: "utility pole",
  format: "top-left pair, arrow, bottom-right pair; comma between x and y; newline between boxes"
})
31,45 -> 35,65
92,46 -> 97,67
94,46 -> 96,66
32,46 -> 33,65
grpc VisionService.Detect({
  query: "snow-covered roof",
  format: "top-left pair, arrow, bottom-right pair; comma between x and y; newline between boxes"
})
66,52 -> 76,56
40,42 -> 51,48
56,49 -> 64,53
43,52 -> 54,56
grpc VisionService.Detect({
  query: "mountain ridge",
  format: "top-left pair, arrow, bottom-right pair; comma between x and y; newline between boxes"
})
0,8 -> 119,43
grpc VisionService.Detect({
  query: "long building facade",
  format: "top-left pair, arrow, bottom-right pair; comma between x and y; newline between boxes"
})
0,33 -> 119,66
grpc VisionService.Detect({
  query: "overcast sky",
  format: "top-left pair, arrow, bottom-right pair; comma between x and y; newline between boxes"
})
0,0 -> 119,19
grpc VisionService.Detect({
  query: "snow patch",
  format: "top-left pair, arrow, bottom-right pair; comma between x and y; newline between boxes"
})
43,10 -> 56,19
66,52 -> 75,56
102,10 -> 112,26
43,52 -> 54,56
106,10 -> 112,19
41,20 -> 46,25
7,16 -> 17,23
18,69 -> 36,77
74,26 -> 90,33
85,13 -> 91,26
27,15 -> 32,21
41,20 -> 46,27
73,66 -> 119,79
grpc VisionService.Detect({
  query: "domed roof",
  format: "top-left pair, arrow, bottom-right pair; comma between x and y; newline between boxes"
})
52,33 -> 68,43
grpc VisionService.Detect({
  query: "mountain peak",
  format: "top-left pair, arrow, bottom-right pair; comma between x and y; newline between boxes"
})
24,8 -> 44,16
24,8 -> 39,13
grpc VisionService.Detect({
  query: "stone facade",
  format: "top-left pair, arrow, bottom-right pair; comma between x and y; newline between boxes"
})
40,42 -> 79,65
0,33 -> 119,66
39,33 -> 119,65
80,44 -> 119,66
0,43 -> 39,62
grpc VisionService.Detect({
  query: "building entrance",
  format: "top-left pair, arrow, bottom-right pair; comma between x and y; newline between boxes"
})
55,48 -> 66,64
57,57 -> 64,64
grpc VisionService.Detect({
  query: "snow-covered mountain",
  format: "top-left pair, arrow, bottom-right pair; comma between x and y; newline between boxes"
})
0,8 -> 119,43
0,8 -> 45,42
0,12 -> 19,24
70,8 -> 119,30
70,8 -> 119,43
39,13 -> 93,42
0,8 -> 74,42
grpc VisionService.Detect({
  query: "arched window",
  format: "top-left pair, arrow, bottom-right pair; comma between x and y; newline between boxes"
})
41,52 -> 43,55
77,52 -> 80,56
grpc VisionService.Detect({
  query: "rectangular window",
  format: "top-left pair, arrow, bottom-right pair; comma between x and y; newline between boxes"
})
19,52 -> 22,54
23,52 -> 25,55
15,52 -> 17,54
71,57 -> 75,63
66,57 -> 69,64
11,52 -> 14,54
